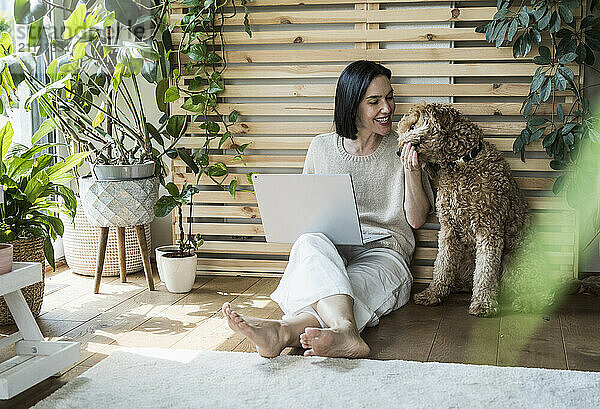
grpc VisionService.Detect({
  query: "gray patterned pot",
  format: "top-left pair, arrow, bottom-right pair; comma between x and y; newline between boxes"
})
79,176 -> 159,227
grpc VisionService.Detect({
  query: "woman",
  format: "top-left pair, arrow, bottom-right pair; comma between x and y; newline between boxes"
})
223,60 -> 434,359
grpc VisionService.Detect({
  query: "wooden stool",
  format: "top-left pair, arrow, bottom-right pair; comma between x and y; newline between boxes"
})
93,225 -> 155,294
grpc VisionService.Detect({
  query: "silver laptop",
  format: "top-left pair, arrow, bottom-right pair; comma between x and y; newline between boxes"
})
252,174 -> 391,245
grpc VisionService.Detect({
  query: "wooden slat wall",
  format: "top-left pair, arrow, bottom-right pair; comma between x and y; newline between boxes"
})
170,0 -> 578,283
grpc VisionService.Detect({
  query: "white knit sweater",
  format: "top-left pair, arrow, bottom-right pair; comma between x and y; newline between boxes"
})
303,131 -> 435,260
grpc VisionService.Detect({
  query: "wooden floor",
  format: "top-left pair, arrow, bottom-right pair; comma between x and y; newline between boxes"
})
1,265 -> 599,408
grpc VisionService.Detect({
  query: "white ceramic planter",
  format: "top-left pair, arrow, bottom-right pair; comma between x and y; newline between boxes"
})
0,244 -> 13,275
155,245 -> 180,282
160,252 -> 197,293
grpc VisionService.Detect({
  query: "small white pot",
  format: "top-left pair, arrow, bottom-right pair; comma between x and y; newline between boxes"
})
160,252 -> 197,293
155,245 -> 180,282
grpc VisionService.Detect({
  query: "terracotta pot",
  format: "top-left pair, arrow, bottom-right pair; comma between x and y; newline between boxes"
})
0,244 -> 13,275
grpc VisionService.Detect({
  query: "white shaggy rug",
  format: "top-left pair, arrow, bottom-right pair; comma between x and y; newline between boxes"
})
34,349 -> 600,409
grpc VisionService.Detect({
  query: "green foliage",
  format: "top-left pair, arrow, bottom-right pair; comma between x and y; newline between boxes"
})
477,0 -> 600,195
0,122 -> 87,268
173,0 -> 252,194
154,182 -> 203,256
5,1 -> 177,180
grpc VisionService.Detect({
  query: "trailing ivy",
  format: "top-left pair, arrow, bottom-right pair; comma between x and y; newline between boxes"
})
169,0 -> 252,196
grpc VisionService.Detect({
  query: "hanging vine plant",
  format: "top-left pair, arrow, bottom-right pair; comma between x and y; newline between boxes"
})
166,0 -> 252,197
476,0 -> 600,195
476,0 -> 600,249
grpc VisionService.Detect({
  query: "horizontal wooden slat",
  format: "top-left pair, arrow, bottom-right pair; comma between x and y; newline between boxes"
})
174,7 -> 580,27
176,188 -> 570,211
184,205 -> 574,225
175,171 -> 558,191
197,241 -> 292,255
413,247 -> 573,264
180,64 -> 578,79
172,28 -> 487,45
197,258 -> 287,272
173,102 -> 565,116
209,83 -> 543,98
193,254 -> 573,275
408,263 -> 574,282
174,155 -> 556,171
192,222 -> 265,236
413,229 -> 575,244
188,225 -> 574,244
179,122 -> 530,138
175,136 -> 544,152
171,7 -> 498,27
172,0 -> 490,8
222,47 -> 526,64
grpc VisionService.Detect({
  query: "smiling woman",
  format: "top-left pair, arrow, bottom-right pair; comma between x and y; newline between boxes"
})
222,60 -> 436,360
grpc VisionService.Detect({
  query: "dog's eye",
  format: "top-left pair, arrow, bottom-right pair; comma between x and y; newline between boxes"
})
409,124 -> 415,130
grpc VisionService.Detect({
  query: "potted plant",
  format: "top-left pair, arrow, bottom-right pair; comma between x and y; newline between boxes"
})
0,120 -> 87,323
154,182 -> 203,293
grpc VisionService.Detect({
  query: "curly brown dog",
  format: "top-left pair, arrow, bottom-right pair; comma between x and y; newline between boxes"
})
397,103 -> 529,317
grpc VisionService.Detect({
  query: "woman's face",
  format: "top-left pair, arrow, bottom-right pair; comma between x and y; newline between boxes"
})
355,75 -> 395,139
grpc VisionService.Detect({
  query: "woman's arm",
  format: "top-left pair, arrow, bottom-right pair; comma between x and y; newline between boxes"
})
401,144 -> 430,229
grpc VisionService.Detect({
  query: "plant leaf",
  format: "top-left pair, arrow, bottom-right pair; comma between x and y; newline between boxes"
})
31,118 -> 57,144
228,179 -> 237,197
176,148 -> 199,174
62,4 -> 87,39
0,121 -> 14,160
167,115 -> 187,138
14,0 -> 47,25
154,196 -> 179,218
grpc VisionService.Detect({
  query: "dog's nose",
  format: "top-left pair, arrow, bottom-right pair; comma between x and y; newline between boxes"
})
396,148 -> 402,157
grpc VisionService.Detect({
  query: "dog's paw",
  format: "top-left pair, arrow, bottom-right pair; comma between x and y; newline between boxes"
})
468,298 -> 499,317
413,289 -> 444,306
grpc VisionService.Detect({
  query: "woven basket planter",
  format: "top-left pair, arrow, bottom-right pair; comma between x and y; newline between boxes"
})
62,205 -> 151,277
0,237 -> 45,326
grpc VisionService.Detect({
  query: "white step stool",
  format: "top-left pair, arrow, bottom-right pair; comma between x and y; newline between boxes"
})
0,262 -> 80,399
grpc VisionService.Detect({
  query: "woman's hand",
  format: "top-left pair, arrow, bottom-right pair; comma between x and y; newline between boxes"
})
400,143 -> 420,173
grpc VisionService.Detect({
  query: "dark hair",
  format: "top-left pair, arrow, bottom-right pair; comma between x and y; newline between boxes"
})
334,60 -> 392,140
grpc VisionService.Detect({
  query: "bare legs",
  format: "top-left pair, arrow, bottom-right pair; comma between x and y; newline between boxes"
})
222,294 -> 370,359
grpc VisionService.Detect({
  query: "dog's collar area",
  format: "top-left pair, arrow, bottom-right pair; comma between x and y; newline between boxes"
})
448,141 -> 483,167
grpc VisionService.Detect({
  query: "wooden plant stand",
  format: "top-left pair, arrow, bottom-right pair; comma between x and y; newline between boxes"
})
94,225 -> 155,294
0,262 -> 80,399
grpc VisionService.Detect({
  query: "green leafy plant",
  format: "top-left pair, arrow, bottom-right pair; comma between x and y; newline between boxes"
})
8,0 -> 183,180
154,182 -> 203,256
0,121 -> 89,268
168,0 -> 252,194
476,0 -> 600,199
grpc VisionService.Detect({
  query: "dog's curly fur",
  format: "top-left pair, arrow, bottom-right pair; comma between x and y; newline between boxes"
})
397,103 -> 530,317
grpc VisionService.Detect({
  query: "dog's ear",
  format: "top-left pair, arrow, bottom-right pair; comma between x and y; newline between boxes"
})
427,104 -> 460,132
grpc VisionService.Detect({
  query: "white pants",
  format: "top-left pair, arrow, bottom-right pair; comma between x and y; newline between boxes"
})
270,233 -> 413,332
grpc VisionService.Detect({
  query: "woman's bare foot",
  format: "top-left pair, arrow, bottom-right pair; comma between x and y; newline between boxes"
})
222,302 -> 289,358
299,326 -> 370,358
